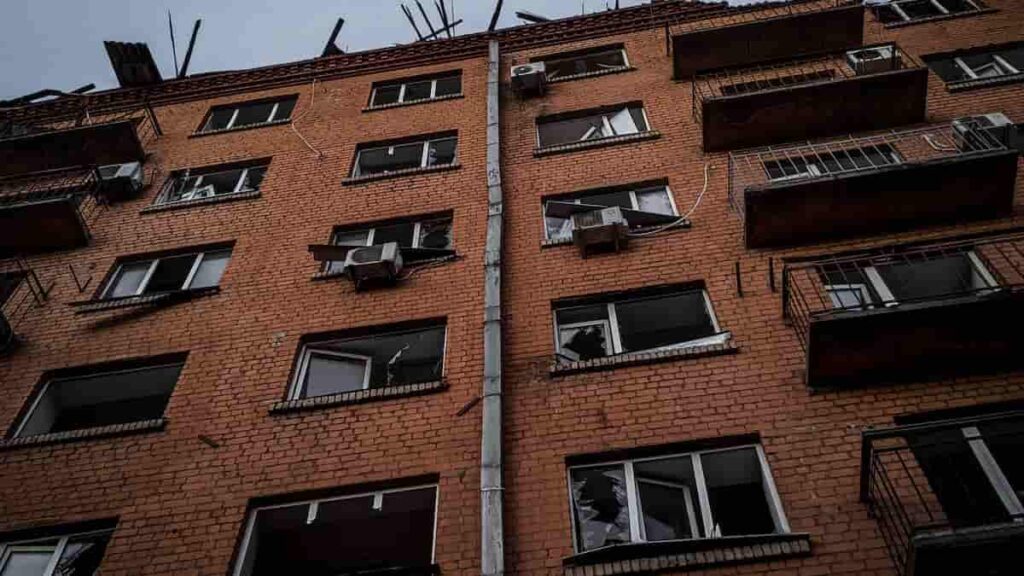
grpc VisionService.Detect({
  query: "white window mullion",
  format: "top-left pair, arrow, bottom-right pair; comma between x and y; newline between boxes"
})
226,108 -> 240,129
891,2 -> 912,21
691,453 -> 716,538
233,169 -> 249,194
930,0 -> 950,14
606,303 -> 624,354
306,501 -> 319,524
756,444 -> 791,533
182,253 -> 205,290
367,229 -> 377,246
967,251 -> 999,288
42,536 -> 69,576
398,84 -> 407,103
954,57 -> 981,79
601,116 -> 614,137
622,462 -> 644,543
701,290 -> 723,333
863,266 -> 897,305
628,190 -> 640,210
412,221 -> 423,248
963,426 -> 1024,517
992,54 -> 1020,75
420,141 -> 431,168
137,259 -> 160,295
267,102 -> 281,123
430,79 -> 438,98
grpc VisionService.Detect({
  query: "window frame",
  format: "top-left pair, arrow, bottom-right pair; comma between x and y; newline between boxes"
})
0,528 -> 115,576
158,164 -> 268,206
536,105 -> 651,149
880,0 -> 982,22
289,349 -> 374,400
552,289 -> 728,361
369,73 -> 462,107
351,136 -> 458,177
542,47 -> 631,81
198,96 -> 297,134
953,54 -> 1020,79
231,484 -> 440,576
566,444 -> 790,554
100,248 -> 232,300
324,215 -> 455,273
543,185 -> 680,241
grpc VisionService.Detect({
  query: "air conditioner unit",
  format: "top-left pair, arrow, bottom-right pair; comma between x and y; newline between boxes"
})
571,206 -> 629,257
511,62 -> 547,98
341,242 -> 404,288
846,45 -> 898,75
952,112 -> 1024,153
95,161 -> 144,202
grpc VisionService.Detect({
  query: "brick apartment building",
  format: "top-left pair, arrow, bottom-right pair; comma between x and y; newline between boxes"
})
1,0 -> 1022,574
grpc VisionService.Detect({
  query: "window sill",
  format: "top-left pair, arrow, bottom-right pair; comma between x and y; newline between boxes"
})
270,380 -> 448,414
70,286 -> 220,315
342,163 -> 460,186
312,254 -> 457,281
550,337 -> 737,377
879,8 -> 995,28
189,118 -> 291,138
0,418 -> 167,451
947,71 -> 1024,92
541,221 -> 690,248
362,93 -> 464,112
140,190 -> 261,214
562,533 -> 812,576
534,131 -> 661,158
548,66 -> 636,85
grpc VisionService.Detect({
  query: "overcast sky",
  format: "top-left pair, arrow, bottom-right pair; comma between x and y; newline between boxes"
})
0,0 -> 679,100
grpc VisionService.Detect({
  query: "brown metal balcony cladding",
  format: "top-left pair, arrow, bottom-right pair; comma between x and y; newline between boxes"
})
0,103 -> 159,177
672,1 -> 864,78
0,258 -> 50,355
693,43 -> 928,151
782,231 -> 1024,389
729,124 -> 1019,248
861,411 -> 1024,576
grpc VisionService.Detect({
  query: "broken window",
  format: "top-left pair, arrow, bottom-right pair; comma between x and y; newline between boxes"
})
0,528 -> 114,576
873,0 -> 983,23
322,215 -> 454,274
569,445 -> 788,553
199,96 -> 297,133
553,287 -> 728,363
370,73 -> 462,107
234,485 -> 437,576
100,248 -> 232,300
925,43 -> 1024,83
719,70 -> 836,96
158,162 -> 268,205
352,136 -> 458,177
543,47 -> 629,81
291,324 -> 445,399
543,185 -> 678,241
537,105 -> 649,148
13,359 -> 183,437
818,250 -> 997,312
762,144 -> 901,182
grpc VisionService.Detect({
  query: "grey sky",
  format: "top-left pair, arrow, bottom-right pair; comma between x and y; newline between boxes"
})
0,0 -> 665,100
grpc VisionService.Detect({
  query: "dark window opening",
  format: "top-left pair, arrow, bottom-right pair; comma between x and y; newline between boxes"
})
537,105 -> 648,148
323,215 -> 454,274
370,74 -> 462,107
293,325 -> 445,399
15,361 -> 183,437
719,70 -> 835,97
0,272 -> 24,307
101,249 -> 232,300
925,44 -> 1024,83
237,486 -> 437,576
874,0 -> 983,23
160,163 -> 268,205
544,185 -> 676,241
0,529 -> 113,576
544,48 -> 628,81
199,96 -> 297,133
353,136 -> 458,177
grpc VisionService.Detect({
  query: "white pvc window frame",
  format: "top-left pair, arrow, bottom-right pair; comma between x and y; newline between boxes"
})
960,426 -> 1024,517
202,98 -> 292,133
536,106 -> 651,148
566,444 -> 790,554
231,484 -> 440,576
370,74 -> 462,107
100,249 -> 231,300
543,47 -> 631,81
953,54 -> 1021,79
824,283 -> 874,309
289,349 -> 373,400
0,529 -> 114,576
352,136 -> 458,177
160,166 -> 265,205
885,0 -> 981,21
553,289 -> 729,360
543,185 -> 680,241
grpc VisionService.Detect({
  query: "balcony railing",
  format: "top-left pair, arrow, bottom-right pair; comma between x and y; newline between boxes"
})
729,122 -> 1019,247
861,411 -> 1024,576
0,103 -> 160,177
693,43 -> 928,151
0,257 -> 51,355
782,231 -> 1024,387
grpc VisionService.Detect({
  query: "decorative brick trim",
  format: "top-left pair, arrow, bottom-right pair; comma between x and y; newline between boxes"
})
548,66 -> 636,85
562,534 -> 812,576
270,380 -> 448,414
0,418 -> 167,450
534,131 -> 661,158
880,8 -> 996,28
70,287 -> 220,314
947,72 -> 1024,93
342,163 -> 461,186
551,339 -> 738,377
362,93 -> 464,112
189,119 -> 291,138
140,190 -> 261,214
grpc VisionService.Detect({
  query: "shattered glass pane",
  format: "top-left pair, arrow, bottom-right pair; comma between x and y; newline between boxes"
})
635,188 -> 674,215
571,466 -> 632,551
310,326 -> 445,388
55,531 -> 113,575
202,108 -> 235,132
556,304 -> 611,361
427,138 -> 457,166
418,219 -> 452,249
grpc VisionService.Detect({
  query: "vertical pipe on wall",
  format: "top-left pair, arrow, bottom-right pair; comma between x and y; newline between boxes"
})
481,39 -> 506,576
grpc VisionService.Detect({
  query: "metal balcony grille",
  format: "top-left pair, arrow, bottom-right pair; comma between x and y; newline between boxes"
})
728,122 -> 1011,220
0,257 -> 51,353
860,412 -> 1024,576
0,168 -> 106,234
0,103 -> 161,149
692,43 -> 923,122
671,0 -> 854,34
782,231 -> 1024,351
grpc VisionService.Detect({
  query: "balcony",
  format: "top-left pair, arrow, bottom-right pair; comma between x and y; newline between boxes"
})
729,123 -> 1019,248
693,43 -> 928,151
0,104 -> 159,177
0,258 -> 51,355
861,411 -> 1024,576
672,1 -> 864,78
0,169 -> 105,257
782,231 -> 1024,389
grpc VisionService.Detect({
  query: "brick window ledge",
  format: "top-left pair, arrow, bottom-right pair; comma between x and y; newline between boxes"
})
343,163 -> 461,185
541,221 -> 691,248
70,287 -> 220,314
947,71 -> 1024,93
548,66 -> 636,85
535,131 -> 661,158
551,338 -> 737,377
270,380 -> 448,414
189,118 -> 291,138
140,190 -> 261,214
0,418 -> 167,451
312,255 -> 457,281
880,8 -> 996,28
562,533 -> 812,576
362,93 -> 464,112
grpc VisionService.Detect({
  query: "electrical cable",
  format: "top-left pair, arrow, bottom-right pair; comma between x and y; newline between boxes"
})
627,161 -> 711,237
